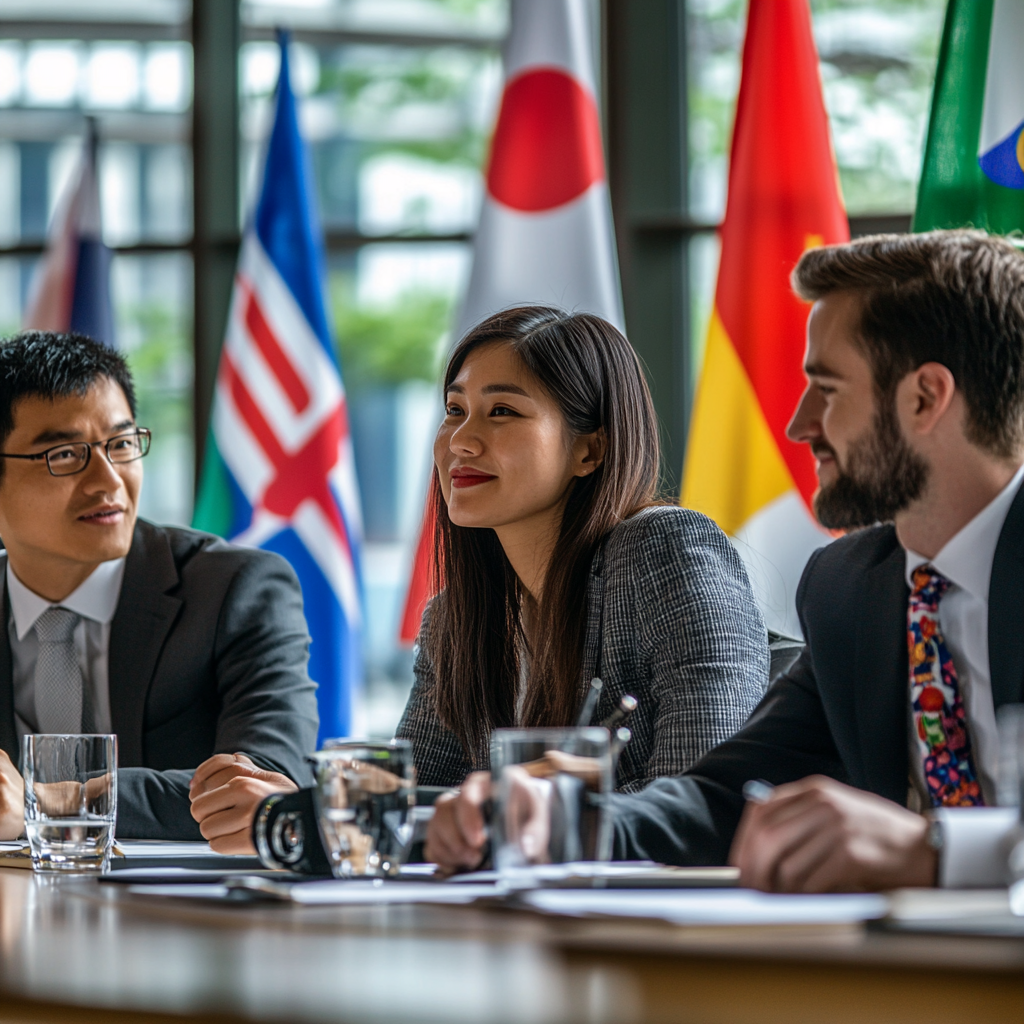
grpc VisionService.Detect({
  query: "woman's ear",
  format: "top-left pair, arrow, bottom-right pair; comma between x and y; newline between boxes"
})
574,427 -> 607,477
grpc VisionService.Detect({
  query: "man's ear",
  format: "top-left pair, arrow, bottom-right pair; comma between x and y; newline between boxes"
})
899,362 -> 957,437
574,427 -> 607,477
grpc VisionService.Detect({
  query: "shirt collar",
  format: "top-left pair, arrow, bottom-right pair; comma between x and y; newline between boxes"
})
5,558 -> 126,641
904,461 -> 1024,600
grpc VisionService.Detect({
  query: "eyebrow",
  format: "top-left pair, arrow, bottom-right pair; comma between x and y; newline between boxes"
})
445,382 -> 531,397
30,419 -> 135,446
803,361 -> 844,380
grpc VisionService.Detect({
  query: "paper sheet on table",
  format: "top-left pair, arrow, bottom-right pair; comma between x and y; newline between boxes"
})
128,879 -> 502,905
452,863 -> 738,888
518,888 -> 889,926
115,840 -> 241,858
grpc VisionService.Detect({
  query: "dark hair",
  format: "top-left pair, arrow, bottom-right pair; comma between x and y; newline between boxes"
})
0,332 -> 136,469
425,306 -> 660,759
792,229 -> 1024,458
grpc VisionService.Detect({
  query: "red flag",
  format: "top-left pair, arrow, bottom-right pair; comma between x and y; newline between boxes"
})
681,0 -> 846,637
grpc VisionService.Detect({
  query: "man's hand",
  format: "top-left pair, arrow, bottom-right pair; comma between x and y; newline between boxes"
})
729,775 -> 937,893
425,771 -> 491,875
0,749 -> 24,840
188,753 -> 297,854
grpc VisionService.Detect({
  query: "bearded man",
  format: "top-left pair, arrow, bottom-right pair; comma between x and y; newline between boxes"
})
428,229 -> 1022,891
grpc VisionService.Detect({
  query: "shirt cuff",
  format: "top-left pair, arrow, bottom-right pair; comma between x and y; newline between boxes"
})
933,807 -> 1019,888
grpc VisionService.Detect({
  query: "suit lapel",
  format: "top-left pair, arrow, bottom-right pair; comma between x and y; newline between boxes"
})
0,564 -> 16,762
988,480 -> 1024,710
853,538 -> 909,804
108,521 -> 182,767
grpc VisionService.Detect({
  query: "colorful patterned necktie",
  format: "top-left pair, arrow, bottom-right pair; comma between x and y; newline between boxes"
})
907,565 -> 984,807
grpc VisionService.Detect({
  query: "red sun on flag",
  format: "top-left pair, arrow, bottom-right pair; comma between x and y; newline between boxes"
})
486,67 -> 605,213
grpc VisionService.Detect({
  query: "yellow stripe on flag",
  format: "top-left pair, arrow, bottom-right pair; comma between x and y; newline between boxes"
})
681,308 -> 796,535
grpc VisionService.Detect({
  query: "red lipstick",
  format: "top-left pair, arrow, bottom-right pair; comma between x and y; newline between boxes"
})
450,467 -> 496,489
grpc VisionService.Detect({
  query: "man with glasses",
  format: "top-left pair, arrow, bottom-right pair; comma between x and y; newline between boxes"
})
0,332 -> 318,840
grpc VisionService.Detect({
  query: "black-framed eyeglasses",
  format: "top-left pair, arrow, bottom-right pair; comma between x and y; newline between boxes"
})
0,428 -> 152,478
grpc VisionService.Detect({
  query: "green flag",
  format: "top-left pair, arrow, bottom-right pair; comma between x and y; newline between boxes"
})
914,0 -> 1024,233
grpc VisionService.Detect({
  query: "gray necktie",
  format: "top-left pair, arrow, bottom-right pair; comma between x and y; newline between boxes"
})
34,607 -> 87,734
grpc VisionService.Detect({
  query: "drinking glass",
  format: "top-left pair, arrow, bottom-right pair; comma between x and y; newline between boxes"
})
310,739 -> 416,877
23,734 -> 117,873
490,727 -> 612,878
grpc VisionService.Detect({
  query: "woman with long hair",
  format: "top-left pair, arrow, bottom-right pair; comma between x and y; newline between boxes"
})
397,305 -> 768,794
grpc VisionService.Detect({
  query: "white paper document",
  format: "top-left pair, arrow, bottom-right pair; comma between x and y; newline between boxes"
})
517,888 -> 889,926
127,878 -> 502,905
115,840 -> 250,859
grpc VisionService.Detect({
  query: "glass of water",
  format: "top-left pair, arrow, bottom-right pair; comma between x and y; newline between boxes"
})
310,739 -> 416,877
490,727 -> 612,878
23,734 -> 117,873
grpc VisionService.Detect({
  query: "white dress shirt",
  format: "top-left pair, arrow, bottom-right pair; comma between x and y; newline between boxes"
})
5,556 -> 126,743
903,462 -> 1024,887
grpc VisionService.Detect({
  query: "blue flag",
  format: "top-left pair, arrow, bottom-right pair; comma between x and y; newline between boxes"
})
193,34 -> 364,742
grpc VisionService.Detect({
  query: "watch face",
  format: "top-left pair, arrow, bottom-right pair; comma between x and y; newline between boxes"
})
926,818 -> 944,851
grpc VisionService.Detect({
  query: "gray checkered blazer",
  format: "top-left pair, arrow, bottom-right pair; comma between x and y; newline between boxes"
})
395,506 -> 769,793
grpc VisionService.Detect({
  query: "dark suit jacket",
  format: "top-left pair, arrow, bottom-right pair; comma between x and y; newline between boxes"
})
0,520 -> 320,840
610,484 -> 1024,865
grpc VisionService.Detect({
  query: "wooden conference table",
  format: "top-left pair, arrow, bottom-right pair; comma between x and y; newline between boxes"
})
0,866 -> 1021,1024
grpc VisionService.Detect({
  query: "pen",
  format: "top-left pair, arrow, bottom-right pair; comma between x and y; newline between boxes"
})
742,779 -> 775,804
599,694 -> 638,731
576,677 -> 604,727
610,726 -> 631,762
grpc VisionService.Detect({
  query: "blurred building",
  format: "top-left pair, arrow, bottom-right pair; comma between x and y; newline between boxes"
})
0,0 -> 945,735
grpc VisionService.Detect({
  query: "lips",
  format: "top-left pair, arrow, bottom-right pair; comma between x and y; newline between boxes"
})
78,506 -> 125,523
450,467 -> 497,489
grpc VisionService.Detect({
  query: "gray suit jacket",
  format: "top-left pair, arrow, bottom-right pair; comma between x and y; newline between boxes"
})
396,506 -> 770,791
0,519 -> 320,839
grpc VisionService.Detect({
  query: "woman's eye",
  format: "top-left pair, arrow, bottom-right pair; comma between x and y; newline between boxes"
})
490,405 -> 516,417
445,403 -> 463,417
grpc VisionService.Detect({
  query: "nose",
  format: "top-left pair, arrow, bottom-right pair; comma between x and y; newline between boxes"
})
786,384 -> 824,446
448,412 -> 483,455
81,443 -> 125,491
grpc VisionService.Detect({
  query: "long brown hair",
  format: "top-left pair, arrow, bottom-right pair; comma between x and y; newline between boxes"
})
425,306 -> 660,759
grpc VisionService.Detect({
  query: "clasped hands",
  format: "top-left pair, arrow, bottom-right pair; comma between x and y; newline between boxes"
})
427,772 -> 939,891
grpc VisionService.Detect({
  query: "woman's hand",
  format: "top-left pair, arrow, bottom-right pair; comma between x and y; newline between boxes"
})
425,771 -> 492,875
189,753 -> 297,854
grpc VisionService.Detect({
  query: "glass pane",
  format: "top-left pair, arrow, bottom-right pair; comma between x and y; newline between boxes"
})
113,253 -> 194,528
243,0 -> 508,37
0,252 -> 193,527
688,0 -> 947,219
331,242 -> 469,735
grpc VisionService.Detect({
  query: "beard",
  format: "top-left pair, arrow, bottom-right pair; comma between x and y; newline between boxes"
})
812,399 -> 929,530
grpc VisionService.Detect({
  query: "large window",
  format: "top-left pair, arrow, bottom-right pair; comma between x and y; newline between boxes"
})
0,0 -> 949,737
0,1 -> 194,527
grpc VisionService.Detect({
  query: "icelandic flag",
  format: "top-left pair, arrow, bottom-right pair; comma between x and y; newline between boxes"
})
23,119 -> 114,346
192,34 -> 364,742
